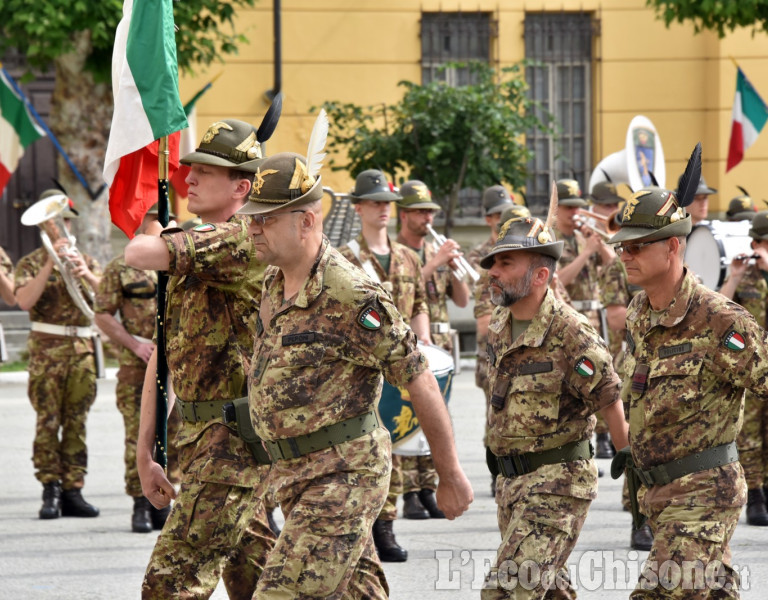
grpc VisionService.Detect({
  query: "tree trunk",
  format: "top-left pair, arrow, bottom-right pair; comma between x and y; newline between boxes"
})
50,30 -> 114,269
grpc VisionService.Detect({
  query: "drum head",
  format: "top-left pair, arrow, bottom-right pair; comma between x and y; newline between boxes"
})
377,343 -> 454,455
685,221 -> 752,289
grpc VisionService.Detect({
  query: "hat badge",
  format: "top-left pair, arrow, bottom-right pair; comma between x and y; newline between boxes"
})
201,121 -> 234,144
253,167 -> 279,195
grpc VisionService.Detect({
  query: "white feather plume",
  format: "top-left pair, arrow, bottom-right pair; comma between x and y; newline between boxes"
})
306,109 -> 329,179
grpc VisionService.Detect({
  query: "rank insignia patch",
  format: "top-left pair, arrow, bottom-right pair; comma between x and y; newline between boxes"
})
358,306 -> 382,330
724,331 -> 746,351
193,223 -> 216,232
575,357 -> 595,377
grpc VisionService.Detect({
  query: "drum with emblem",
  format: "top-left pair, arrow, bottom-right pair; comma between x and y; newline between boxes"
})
377,343 -> 454,456
685,220 -> 752,290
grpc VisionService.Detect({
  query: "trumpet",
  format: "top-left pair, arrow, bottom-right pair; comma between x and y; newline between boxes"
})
573,208 -> 621,241
21,194 -> 95,320
426,224 -> 480,282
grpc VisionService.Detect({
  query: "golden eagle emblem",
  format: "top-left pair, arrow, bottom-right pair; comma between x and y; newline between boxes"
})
253,167 -> 279,195
201,121 -> 234,144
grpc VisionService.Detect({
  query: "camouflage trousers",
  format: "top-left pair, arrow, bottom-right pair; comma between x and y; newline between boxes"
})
736,391 -> 768,489
401,454 -> 437,493
256,429 -> 391,598
27,342 -> 96,489
117,365 -> 182,497
379,453 -> 403,521
632,502 -> 741,599
483,485 -> 591,599
142,478 -> 275,599
476,334 -> 491,447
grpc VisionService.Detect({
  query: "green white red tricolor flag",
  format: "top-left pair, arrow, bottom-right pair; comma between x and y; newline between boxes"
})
0,68 -> 46,196
103,0 -> 188,238
726,67 -> 768,172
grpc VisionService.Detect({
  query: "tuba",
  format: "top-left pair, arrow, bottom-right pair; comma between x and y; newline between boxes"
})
21,193 -> 95,320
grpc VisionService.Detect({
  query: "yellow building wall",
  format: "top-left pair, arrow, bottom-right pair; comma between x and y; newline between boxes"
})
178,0 -> 768,218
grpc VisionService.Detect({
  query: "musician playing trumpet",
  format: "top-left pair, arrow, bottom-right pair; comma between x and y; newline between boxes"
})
718,211 -> 768,527
395,180 -> 470,522
15,190 -> 102,521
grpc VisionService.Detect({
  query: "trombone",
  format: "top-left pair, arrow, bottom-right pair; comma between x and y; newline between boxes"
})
426,224 -> 480,282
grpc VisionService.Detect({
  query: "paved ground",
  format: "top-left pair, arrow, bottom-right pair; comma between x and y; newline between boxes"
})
1,365 -> 766,599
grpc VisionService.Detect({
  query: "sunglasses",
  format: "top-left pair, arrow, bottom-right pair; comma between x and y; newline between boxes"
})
249,210 -> 306,227
614,239 -> 664,257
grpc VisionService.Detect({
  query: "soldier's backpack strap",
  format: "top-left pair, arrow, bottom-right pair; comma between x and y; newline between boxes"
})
347,239 -> 381,284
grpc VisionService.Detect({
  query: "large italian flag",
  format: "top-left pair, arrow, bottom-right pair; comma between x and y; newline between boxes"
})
726,67 -> 768,172
0,69 -> 46,195
103,0 -> 187,238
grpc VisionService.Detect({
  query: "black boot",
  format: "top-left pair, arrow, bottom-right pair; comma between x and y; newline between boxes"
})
402,492 -> 429,520
61,488 -> 100,518
595,433 -> 615,459
267,508 -> 282,537
418,489 -> 446,519
372,519 -> 407,562
151,504 -> 171,530
630,522 -> 653,551
131,496 -> 152,533
39,481 -> 62,520
746,488 -> 768,526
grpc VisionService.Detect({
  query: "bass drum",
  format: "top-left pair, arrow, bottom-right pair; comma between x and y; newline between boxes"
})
685,220 -> 752,290
377,343 -> 454,456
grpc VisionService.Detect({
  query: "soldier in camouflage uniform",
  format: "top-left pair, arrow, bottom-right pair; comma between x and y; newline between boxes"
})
15,191 -> 102,519
124,120 -> 275,599
554,179 -> 617,460
719,210 -> 768,527
339,169 -> 431,561
95,205 -> 177,533
395,180 -> 470,520
608,155 -> 768,597
0,246 -> 16,361
237,150 -> 473,598
480,214 -> 629,599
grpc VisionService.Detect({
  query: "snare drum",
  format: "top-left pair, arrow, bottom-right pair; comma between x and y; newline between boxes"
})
377,343 -> 454,456
685,220 -> 753,289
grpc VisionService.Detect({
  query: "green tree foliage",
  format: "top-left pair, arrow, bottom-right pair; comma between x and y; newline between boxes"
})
0,0 -> 257,80
321,62 -> 553,230
647,0 -> 768,37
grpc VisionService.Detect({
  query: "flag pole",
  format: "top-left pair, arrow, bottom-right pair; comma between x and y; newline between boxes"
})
154,135 -> 171,470
0,64 -> 105,200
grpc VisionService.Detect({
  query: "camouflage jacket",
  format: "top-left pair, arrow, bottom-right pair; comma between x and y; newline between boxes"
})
339,234 -> 427,323
94,256 -> 157,369
733,265 -> 768,327
0,246 -> 11,280
623,269 -> 768,476
249,237 -> 427,441
162,217 -> 266,487
554,227 -> 601,304
487,288 -> 620,455
397,237 -> 455,350
469,237 -> 495,320
15,247 -> 101,354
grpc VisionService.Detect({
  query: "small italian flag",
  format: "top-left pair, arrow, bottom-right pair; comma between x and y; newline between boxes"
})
359,307 -> 382,330
575,357 -> 595,377
726,67 -> 768,172
724,331 -> 745,351
0,68 -> 45,196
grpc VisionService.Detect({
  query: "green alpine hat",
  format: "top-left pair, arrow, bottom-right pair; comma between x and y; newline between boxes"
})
556,179 -> 588,208
39,189 -> 79,219
588,181 -> 623,206
726,193 -> 757,222
497,204 -> 531,229
396,180 -> 441,210
749,211 -> 768,241
609,142 -> 703,245
482,185 -> 515,216
349,169 -> 401,203
480,216 -> 563,269
180,119 -> 265,172
237,152 -> 323,215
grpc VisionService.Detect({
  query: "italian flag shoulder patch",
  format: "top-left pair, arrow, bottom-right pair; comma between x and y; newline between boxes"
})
724,331 -> 746,352
358,306 -> 382,330
575,357 -> 595,377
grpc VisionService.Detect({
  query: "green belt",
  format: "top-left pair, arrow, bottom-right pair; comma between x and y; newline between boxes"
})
634,442 -> 739,487
264,411 -> 380,461
496,439 -> 594,478
175,397 -> 231,422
